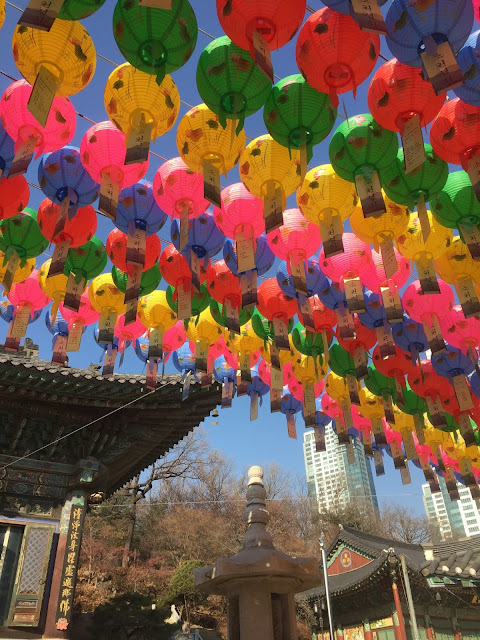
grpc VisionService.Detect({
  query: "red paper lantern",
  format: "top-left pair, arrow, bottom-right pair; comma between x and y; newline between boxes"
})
37,198 -> 97,246
337,316 -> 375,354
0,175 -> 29,221
159,243 -> 208,287
206,259 -> 241,308
298,294 -> 336,335
408,359 -> 455,403
256,277 -> 297,322
430,98 -> 480,168
107,228 -> 161,273
372,344 -> 415,389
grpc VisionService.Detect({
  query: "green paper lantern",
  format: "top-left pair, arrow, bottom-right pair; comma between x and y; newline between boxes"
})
166,283 -> 210,317
0,208 -> 48,265
365,365 -> 397,402
196,36 -> 271,135
430,170 -> 480,231
64,236 -> 107,283
251,308 -> 294,343
112,264 -> 161,297
396,383 -> 426,416
328,343 -> 358,379
112,0 -> 198,84
381,144 -> 449,211
210,299 -> 252,328
291,321 -> 332,358
58,0 -> 107,20
329,113 -> 398,183
264,74 -> 337,161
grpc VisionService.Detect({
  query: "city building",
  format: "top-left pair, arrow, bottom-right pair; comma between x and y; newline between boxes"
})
303,425 -> 379,515
422,475 -> 480,540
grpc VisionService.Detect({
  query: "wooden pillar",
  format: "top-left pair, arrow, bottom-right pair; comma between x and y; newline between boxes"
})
364,619 -> 373,640
425,614 -> 434,639
337,622 -> 344,640
453,618 -> 462,640
392,579 -> 407,640
43,491 -> 87,639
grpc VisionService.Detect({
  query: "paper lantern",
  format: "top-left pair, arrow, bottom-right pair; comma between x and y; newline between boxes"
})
292,319 -> 333,363
184,307 -> 223,373
408,359 -> 456,423
432,346 -> 475,410
223,234 -> 274,277
329,113 -> 398,218
372,344 -> 415,392
7,269 -> 49,339
160,243 -> 207,318
89,273 -> 127,344
360,247 -> 410,295
59,291 -> 99,352
58,0 -> 107,20
0,0 -> 4,30
454,31 -> 480,106
107,228 -> 160,273
336,317 -> 375,376
114,314 -> 146,355
214,301 -> 252,333
317,279 -> 356,340
296,9 -> 379,106
115,181 -> 167,238
113,264 -> 161,299
297,294 -> 336,338
63,236 -> 108,311
434,236 -> 480,318
0,121 -> 15,177
392,315 -> 429,365
205,259 -> 242,333
223,320 -> 263,380
196,36 -> 271,134
113,0 -> 197,84
256,278 -> 297,328
277,258 -> 329,325
0,253 -> 34,287
0,208 -> 48,272
248,364 -> 270,420
440,305 -> 480,358
0,176 -> 29,222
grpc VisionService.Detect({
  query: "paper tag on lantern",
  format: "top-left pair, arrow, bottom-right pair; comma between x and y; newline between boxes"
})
10,305 -> 32,339
125,118 -> 153,165
304,411 -> 316,429
379,238 -> 398,280
319,214 -> 344,258
413,412 -> 425,444
380,285 -> 403,323
99,172 -> 119,221
415,193 -> 431,244
98,310 -> 116,344
429,470 -> 441,494
459,223 -> 480,261
373,449 -> 385,476
351,0 -> 388,35
419,457 -> 434,482
382,395 -> 395,424
27,65 -> 57,128
269,341 -> 281,371
235,229 -> 256,273
221,381 -> 233,409
148,327 -> 163,360
394,378 -> 405,407
190,251 -> 201,293
236,373 -> 248,396
337,412 -> 350,445
66,322 -> 83,352
179,204 -> 190,252
458,412 -> 476,447
355,171 -> 385,218
425,394 -> 447,428
459,457 -> 476,489
456,277 -> 480,318
453,375 -> 474,411
52,196 -> 70,240
376,323 -> 396,359
102,348 -> 116,376
63,273 -> 85,312
177,282 -> 192,320
9,136 -> 38,177
270,364 -> 283,392
126,226 -> 146,267
290,256 -> 308,296
252,29 -> 274,83
303,380 -> 316,419
225,298 -> 240,335
195,339 -> 208,374
250,393 -> 258,421
400,463 -> 411,485
52,335 -> 67,366
315,424 -> 326,452
298,294 -> 315,332
346,441 -> 355,465
241,271 -> 257,308
444,467 -> 460,500
402,430 -> 417,460
346,373 -> 361,406
125,265 -> 142,303
19,0 -> 65,30
421,38 -> 464,95
239,352 -> 252,383
417,258 -> 440,294
286,413 -> 297,439
270,389 -> 281,413
363,433 -> 373,457
353,346 -> 368,379
423,316 -> 445,355
344,275 -> 366,314
390,441 -> 406,469
146,361 -> 158,391
4,323 -> 20,352
273,316 -> 290,350
139,0 -> 172,6
124,300 -> 138,326
203,159 -> 221,208
2,251 -> 20,293
48,239 -> 70,278
322,332 -> 330,365
336,307 -> 355,341
467,155 -> 480,203
264,183 -> 284,233
401,114 -> 425,175
201,371 -> 212,387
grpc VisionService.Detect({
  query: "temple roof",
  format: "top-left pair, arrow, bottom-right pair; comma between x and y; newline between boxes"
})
420,537 -> 480,579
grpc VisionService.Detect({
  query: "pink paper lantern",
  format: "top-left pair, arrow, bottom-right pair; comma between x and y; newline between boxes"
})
8,269 -> 49,317
288,378 -> 324,403
360,248 -> 410,293
214,182 -> 264,240
153,157 -> 208,220
321,392 -> 342,419
114,314 -> 147,353
257,359 -> 291,387
60,292 -> 100,328
439,305 -> 480,355
320,232 -> 372,282
402,279 -> 454,325
80,121 -> 149,189
163,321 -> 187,353
0,80 -> 76,158
267,208 -> 321,264
224,348 -> 261,370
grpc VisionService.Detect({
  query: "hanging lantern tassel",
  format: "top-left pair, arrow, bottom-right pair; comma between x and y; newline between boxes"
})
179,204 -> 190,252
335,301 -> 356,341
362,431 -> 373,457
419,455 -> 436,484
18,0 -> 64,31
303,380 -> 316,427
66,319 -> 84,352
298,293 -> 315,332
195,338 -> 209,374
416,256 -> 439,295
382,394 -> 395,424
63,272 -> 86,312
9,134 -> 40,178
371,417 -> 387,446
289,251 -> 308,296
444,466 -> 461,501
125,112 -> 153,165
2,249 -> 21,293
380,283 -> 404,324
456,277 -> 480,318
420,35 -> 464,95
375,319 -> 396,359
52,333 -> 68,366
373,449 -> 385,476
146,359 -> 158,391
203,159 -> 222,208
49,294 -> 62,324
235,226 -> 256,273
190,251 -> 201,293
221,376 -> 233,409
251,28 -> 274,83
99,169 -> 120,221
339,400 -> 352,444
27,64 -> 58,128
422,315 -> 446,355
458,412 -> 476,446
250,391 -> 259,421
413,412 -> 425,444
459,222 -> 480,260
378,234 -> 398,280
346,373 -> 361,406
270,363 -> 282,413
350,0 -> 388,34
148,326 -> 164,361
319,210 -> 344,259
4,320 -> 21,352
393,376 -> 405,407
241,270 -> 257,308
425,394 -> 448,429
314,421 -> 326,451
401,429 -> 417,460
239,352 -> 252,383
344,275 -> 366,314
224,297 -> 240,335
176,280 -> 192,320
459,457 -> 480,502
353,346 -> 368,379
400,113 -> 426,175
286,412 -> 297,439
10,304 -> 32,339
263,180 -> 284,233
103,344 -> 117,376
124,266 -> 142,326
355,166 -> 386,218
272,315 -> 290,350
236,372 -> 248,397
98,309 -> 117,344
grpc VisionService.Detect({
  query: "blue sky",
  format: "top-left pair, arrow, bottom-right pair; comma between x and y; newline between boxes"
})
0,0 -> 431,513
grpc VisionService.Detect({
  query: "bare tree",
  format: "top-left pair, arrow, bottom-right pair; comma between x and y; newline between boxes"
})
381,504 -> 439,544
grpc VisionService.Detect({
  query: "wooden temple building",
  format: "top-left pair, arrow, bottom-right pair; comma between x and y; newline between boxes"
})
300,525 -> 480,640
0,344 -> 221,639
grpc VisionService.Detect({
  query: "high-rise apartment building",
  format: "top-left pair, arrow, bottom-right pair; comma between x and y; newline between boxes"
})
422,475 -> 480,540
303,424 -> 379,514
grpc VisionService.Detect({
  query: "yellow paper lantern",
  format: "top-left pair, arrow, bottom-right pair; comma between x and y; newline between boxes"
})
350,192 -> 409,251
396,210 -> 453,263
239,134 -> 301,211
138,290 -> 176,332
258,336 -> 296,366
185,307 -> 223,346
358,387 -> 384,422
39,259 -> 69,319
176,103 -> 245,176
0,0 -> 5,31
0,252 -> 34,285
325,371 -> 349,404
104,63 -> 180,143
12,19 -> 96,97
224,321 -> 262,357
291,353 -> 327,385
88,273 -> 126,321
434,236 -> 480,285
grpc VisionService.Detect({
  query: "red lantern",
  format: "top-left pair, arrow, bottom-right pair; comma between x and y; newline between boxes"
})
206,259 -> 243,332
372,344 -> 416,392
0,175 -> 29,221
299,294 -> 336,335
256,277 -> 297,344
159,243 -> 208,287
296,8 -> 379,105
107,228 -> 161,273
408,359 -> 455,424
37,198 -> 97,247
337,317 -> 375,356
430,98 -> 480,170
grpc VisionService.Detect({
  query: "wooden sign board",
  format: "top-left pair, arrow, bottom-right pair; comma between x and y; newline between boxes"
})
239,351 -> 252,383
379,238 -> 398,280
401,114 -> 425,175
269,342 -> 281,371
236,374 -> 248,397
146,361 -> 158,391
286,413 -> 297,439
190,251 -> 201,293
444,467 -> 460,501
380,285 -> 403,323
290,256 -> 308,296
413,413 -> 425,444
221,381 -> 233,409
195,339 -> 208,374
252,29 -> 274,83
179,205 -> 189,252
124,300 -> 138,326
99,173 -> 119,221
48,239 -> 71,278
203,160 -> 221,208
376,323 -> 396,359
459,222 -> 480,261
351,0 -> 388,35
314,424 -> 326,452
125,119 -> 153,165
373,449 -> 385,476
353,346 -> 368,379
52,196 -> 70,240
400,463 -> 411,485
177,282 -> 192,320
458,412 -> 476,447
225,298 -> 240,335
452,374 -> 474,411
421,38 -> 465,95
346,373 -> 361,406
423,316 -> 445,355
298,294 -> 315,332
382,395 -> 395,424
250,393 -> 258,421
10,304 -> 31,339
335,307 -> 355,341
124,265 -> 142,304
270,364 -> 283,392
425,394 -> 447,428
19,0 -> 64,31
355,171 -> 386,218
103,348 -> 117,376
2,251 -> 20,293
66,321 -> 83,352
390,441 -> 406,470
27,65 -> 57,128
270,389 -> 282,413
52,334 -> 68,366
273,316 -> 290,350
303,381 -> 316,420
402,429 -> 417,461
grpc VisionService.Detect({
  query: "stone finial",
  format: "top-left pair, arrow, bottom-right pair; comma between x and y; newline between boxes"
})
242,465 -> 274,550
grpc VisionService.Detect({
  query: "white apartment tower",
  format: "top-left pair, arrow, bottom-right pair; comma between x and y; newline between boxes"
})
422,475 -> 480,540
